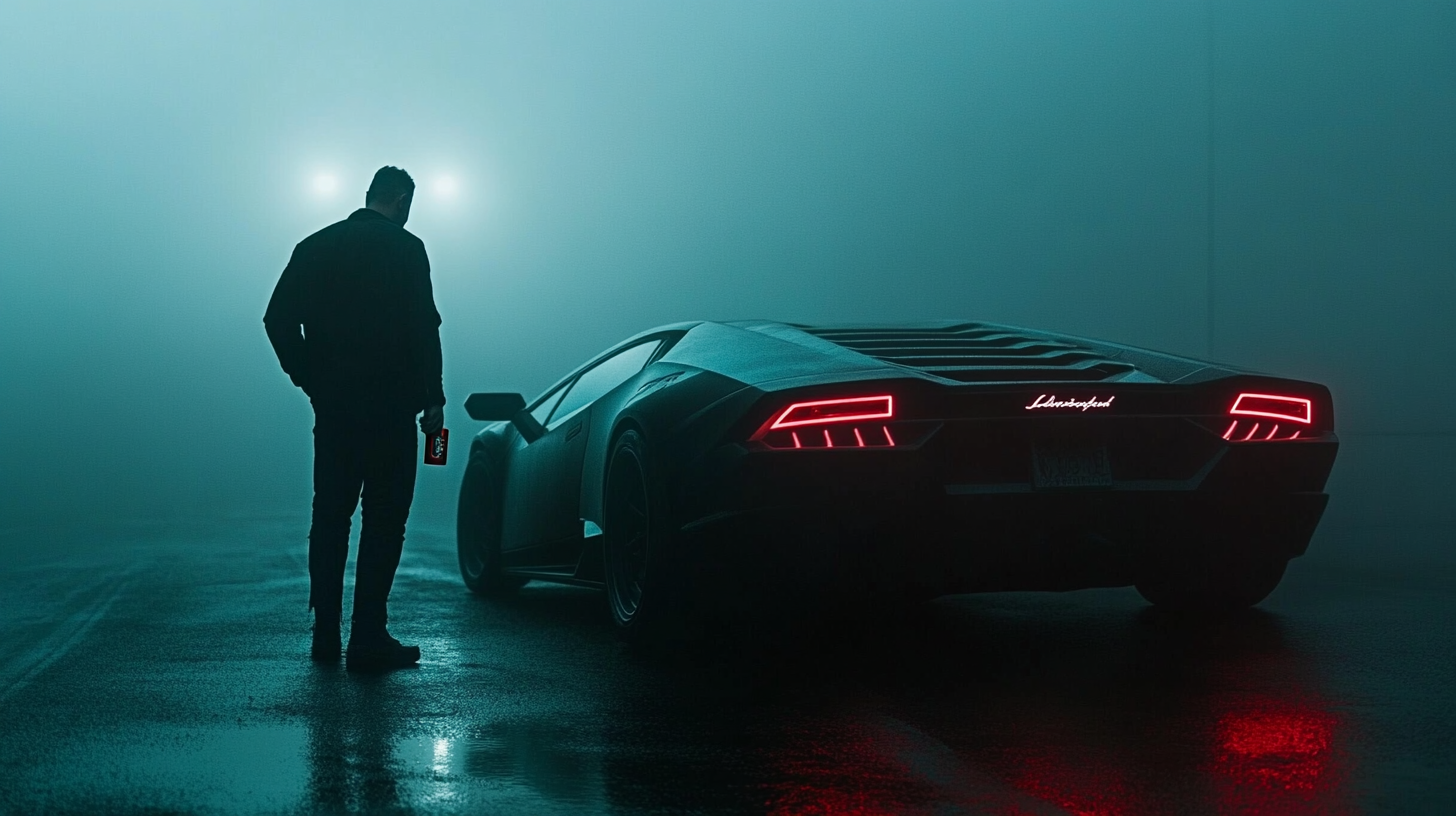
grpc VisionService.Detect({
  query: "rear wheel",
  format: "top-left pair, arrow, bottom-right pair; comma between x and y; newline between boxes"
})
1135,549 -> 1289,613
603,429 -> 678,643
457,458 -> 527,596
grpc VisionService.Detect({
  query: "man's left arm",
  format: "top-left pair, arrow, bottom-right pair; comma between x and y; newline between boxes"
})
409,241 -> 446,429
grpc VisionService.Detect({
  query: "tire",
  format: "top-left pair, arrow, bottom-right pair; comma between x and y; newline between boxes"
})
457,457 -> 527,596
1135,550 -> 1289,613
603,429 -> 679,643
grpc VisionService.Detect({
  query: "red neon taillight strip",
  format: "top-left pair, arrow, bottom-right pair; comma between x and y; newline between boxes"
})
882,425 -> 895,446
1230,393 -> 1313,425
1223,419 -> 1308,443
853,428 -> 866,448
791,431 -> 802,449
823,429 -> 833,448
769,395 -> 894,429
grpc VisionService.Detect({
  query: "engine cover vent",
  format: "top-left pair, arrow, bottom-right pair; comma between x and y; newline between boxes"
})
802,324 -> 1136,383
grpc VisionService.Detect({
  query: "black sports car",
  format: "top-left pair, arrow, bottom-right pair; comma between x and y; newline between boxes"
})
458,321 -> 1337,638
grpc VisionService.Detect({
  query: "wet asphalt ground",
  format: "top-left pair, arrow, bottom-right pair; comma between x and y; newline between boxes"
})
0,517 -> 1452,815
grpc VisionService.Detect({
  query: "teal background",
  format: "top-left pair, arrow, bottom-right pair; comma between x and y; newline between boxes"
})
1,1 -> 1450,554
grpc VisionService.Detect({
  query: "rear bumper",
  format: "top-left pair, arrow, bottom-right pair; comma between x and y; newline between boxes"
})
668,431 -> 1337,606
676,489 -> 1328,598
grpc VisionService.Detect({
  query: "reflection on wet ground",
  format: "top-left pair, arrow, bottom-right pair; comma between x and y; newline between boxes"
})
0,519 -> 1451,814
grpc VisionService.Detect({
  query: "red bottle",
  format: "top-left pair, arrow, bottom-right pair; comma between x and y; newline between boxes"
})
424,428 -> 449,466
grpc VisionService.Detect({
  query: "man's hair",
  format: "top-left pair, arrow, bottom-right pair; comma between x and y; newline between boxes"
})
366,166 -> 415,204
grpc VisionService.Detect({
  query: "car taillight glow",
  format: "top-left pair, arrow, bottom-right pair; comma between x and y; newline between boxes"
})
1221,393 -> 1313,443
772,424 -> 897,450
1222,419 -> 1303,442
758,395 -> 899,450
769,395 -> 894,429
1229,393 -> 1313,425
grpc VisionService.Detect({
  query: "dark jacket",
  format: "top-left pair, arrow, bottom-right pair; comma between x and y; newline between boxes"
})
264,208 -> 445,415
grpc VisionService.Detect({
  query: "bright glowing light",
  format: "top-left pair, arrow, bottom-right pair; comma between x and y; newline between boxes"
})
1222,419 -> 1303,442
1229,392 -> 1313,425
312,173 -> 339,197
760,421 -> 898,450
768,395 -> 894,430
756,396 -> 901,449
432,738 -> 450,775
434,175 -> 459,197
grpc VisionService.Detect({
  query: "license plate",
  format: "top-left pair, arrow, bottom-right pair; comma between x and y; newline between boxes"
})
1032,445 -> 1112,490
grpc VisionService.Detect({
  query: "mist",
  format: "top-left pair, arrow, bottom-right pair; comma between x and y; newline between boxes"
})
1,0 -> 1451,554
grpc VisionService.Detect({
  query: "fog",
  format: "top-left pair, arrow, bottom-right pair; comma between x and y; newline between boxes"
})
1,1 -> 1451,552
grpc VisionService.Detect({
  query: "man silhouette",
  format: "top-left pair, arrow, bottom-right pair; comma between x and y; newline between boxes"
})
265,166 -> 445,669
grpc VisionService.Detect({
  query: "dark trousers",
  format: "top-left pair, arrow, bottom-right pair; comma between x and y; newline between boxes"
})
308,408 -> 418,630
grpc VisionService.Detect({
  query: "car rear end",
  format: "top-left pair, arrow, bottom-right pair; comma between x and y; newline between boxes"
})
673,324 -> 1338,611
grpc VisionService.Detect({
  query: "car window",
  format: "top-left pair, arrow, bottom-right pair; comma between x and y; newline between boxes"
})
528,387 -> 566,427
547,341 -> 660,428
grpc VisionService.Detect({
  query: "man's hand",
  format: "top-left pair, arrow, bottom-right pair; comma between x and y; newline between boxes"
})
419,404 -> 444,436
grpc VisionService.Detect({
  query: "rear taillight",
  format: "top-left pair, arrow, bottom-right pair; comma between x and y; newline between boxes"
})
756,395 -> 897,450
1229,393 -> 1312,424
1223,392 -> 1313,443
769,395 -> 894,429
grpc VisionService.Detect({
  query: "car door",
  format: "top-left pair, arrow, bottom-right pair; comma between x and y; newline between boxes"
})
498,384 -> 568,557
501,340 -> 661,570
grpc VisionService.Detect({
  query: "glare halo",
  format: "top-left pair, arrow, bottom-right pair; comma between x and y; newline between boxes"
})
311,173 -> 339,197
433,175 -> 459,198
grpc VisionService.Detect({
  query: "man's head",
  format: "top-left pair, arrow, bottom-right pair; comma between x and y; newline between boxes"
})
365,166 -> 416,225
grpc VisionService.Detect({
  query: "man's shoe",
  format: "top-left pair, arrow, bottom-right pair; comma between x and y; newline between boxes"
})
345,630 -> 420,671
311,619 -> 342,662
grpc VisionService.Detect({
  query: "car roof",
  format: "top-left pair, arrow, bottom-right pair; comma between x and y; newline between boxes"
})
652,319 -> 1234,387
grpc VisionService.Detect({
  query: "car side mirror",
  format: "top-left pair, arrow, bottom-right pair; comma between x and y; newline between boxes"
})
464,392 -> 544,443
464,392 -> 526,421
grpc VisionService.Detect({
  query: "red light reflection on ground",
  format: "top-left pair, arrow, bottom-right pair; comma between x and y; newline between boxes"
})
764,729 -> 917,816
978,694 -> 1350,816
1004,747 -> 1148,816
761,687 -> 1350,814
1219,710 -> 1335,788
1210,699 -> 1350,816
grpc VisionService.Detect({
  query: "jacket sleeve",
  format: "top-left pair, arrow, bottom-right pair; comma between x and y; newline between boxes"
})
263,244 -> 312,394
410,241 -> 446,408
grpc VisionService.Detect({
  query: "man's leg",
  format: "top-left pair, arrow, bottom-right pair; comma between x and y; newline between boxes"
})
309,411 -> 365,659
347,413 -> 420,668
